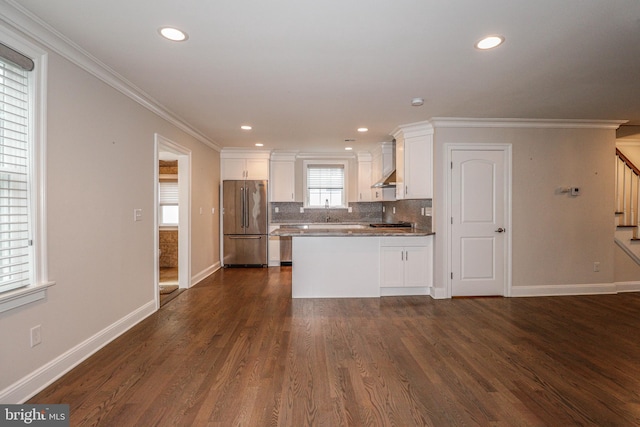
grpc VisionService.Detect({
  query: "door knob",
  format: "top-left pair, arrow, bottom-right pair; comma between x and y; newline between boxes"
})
495,227 -> 505,233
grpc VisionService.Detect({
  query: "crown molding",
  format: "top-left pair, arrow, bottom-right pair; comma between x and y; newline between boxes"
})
0,0 -> 221,152
220,149 -> 271,159
429,117 -> 627,130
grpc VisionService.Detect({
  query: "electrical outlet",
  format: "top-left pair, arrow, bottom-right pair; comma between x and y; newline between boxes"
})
299,207 -> 304,213
421,207 -> 425,215
30,325 -> 42,347
348,207 -> 352,213
275,207 -> 279,213
593,262 -> 600,272
133,208 -> 142,222
392,207 -> 396,214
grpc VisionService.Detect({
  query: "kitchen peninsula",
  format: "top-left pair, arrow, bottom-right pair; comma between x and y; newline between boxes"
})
271,225 -> 434,298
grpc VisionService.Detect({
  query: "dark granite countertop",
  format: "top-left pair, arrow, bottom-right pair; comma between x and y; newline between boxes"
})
270,224 -> 434,237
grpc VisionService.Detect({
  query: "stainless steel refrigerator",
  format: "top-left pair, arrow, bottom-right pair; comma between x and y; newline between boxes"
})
222,180 -> 268,267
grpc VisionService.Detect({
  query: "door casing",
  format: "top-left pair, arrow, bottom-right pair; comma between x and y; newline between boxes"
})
155,134 -> 192,310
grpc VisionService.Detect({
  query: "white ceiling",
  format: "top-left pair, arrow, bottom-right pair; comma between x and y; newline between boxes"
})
10,0 -> 640,152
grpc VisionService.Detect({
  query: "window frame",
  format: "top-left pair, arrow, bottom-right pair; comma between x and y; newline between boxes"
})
0,25 -> 52,314
302,159 -> 349,209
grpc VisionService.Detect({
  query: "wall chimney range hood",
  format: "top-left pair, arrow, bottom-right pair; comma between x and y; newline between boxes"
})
371,140 -> 396,188
371,169 -> 396,188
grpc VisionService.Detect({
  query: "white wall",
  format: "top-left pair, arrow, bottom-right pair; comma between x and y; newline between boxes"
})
0,26 -> 220,401
433,123 -> 618,294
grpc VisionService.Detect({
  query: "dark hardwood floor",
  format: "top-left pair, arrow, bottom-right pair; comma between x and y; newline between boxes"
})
30,267 -> 640,426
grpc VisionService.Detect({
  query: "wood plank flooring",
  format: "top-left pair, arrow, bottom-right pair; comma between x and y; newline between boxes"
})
30,267 -> 640,426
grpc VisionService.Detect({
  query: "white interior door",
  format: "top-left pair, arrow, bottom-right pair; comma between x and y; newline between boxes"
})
451,148 -> 508,296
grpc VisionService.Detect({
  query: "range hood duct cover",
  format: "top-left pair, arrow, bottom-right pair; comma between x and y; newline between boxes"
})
371,169 -> 396,188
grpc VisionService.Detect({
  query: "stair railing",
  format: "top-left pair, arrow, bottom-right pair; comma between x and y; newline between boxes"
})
616,148 -> 640,233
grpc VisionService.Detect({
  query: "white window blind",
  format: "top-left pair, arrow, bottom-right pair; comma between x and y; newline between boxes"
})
0,57 -> 31,293
159,181 -> 179,225
307,165 -> 345,207
159,181 -> 179,205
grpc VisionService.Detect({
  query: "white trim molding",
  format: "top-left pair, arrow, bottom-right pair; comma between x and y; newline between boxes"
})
192,262 -> 221,286
511,283 -> 625,297
0,281 -> 55,314
0,300 -> 156,403
430,117 -> 627,130
616,281 -> 640,293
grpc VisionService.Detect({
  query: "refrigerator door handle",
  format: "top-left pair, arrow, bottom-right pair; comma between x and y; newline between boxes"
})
228,235 -> 262,239
240,186 -> 245,229
244,186 -> 250,229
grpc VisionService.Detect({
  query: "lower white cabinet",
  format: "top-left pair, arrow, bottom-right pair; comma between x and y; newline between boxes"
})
380,237 -> 433,288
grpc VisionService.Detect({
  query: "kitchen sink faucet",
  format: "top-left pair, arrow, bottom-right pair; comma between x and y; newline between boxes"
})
325,199 -> 330,222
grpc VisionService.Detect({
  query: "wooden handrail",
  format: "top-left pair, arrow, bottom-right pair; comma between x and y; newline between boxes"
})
616,148 -> 640,177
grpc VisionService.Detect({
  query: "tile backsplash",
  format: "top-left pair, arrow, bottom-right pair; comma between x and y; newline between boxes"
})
270,199 -> 432,231
270,202 -> 382,224
382,199 -> 432,231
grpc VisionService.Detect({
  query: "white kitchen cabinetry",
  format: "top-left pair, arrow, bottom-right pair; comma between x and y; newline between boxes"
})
392,122 -> 433,199
270,153 -> 296,202
221,151 -> 270,180
357,153 -> 373,201
380,236 -> 433,289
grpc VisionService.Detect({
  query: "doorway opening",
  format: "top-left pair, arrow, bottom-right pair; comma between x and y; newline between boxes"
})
155,134 -> 191,309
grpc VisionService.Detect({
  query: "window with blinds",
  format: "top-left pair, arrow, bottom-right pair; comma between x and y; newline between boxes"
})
306,164 -> 345,207
0,56 -> 32,293
159,181 -> 179,225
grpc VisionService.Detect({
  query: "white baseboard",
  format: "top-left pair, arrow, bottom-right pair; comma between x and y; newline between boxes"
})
615,281 -> 640,293
510,282 -> 618,297
380,287 -> 429,297
191,262 -> 220,286
430,287 -> 448,299
0,300 -> 156,404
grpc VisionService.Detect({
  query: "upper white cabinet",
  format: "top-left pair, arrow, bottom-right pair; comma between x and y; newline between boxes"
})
270,153 -> 296,202
221,150 -> 270,180
392,121 -> 433,199
357,153 -> 373,202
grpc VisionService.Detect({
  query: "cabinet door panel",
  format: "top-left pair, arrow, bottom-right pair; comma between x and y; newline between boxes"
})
222,158 -> 247,180
358,161 -> 372,201
271,161 -> 295,201
380,246 -> 405,287
246,159 -> 269,180
405,135 -> 432,199
404,245 -> 432,287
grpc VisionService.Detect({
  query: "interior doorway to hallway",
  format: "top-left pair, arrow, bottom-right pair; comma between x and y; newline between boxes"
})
155,134 -> 192,310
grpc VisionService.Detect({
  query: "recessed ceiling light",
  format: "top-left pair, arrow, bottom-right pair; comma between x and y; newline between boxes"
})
345,147 -> 353,151
411,98 -> 424,107
357,128 -> 368,132
475,35 -> 504,50
158,27 -> 189,42
241,125 -> 252,130
255,143 -> 264,147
